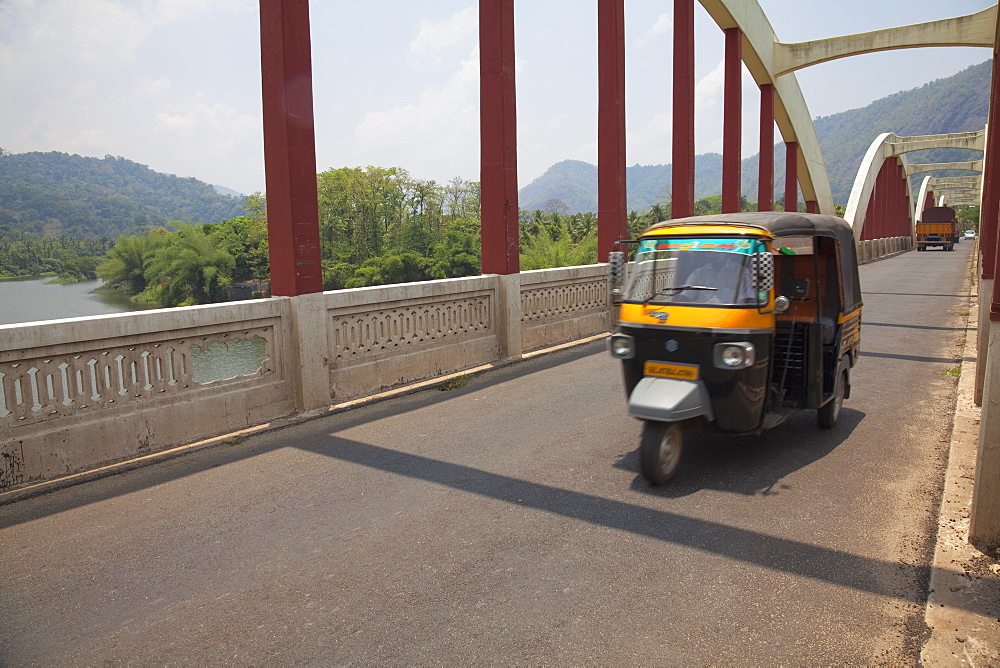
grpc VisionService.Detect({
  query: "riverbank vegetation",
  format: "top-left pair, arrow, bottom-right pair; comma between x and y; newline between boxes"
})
92,165 -> 672,309
0,235 -> 113,281
4,163 -> 789,309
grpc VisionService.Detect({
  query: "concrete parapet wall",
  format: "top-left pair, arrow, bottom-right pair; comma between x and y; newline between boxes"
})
859,236 -> 910,264
323,275 -> 501,404
520,265 -> 610,352
0,299 -> 297,490
1,266 -> 615,491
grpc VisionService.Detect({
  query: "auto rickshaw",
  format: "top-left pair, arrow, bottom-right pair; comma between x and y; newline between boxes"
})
607,212 -> 863,485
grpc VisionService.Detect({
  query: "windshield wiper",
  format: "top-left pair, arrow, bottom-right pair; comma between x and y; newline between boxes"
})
662,285 -> 717,293
643,285 -> 717,305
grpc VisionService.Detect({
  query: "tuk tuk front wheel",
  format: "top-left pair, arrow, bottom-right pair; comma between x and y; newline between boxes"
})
639,421 -> 684,485
818,370 -> 847,429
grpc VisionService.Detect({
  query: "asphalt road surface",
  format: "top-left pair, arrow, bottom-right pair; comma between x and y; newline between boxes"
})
0,241 -> 975,664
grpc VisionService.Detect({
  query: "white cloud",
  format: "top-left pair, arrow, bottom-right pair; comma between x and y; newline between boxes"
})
139,76 -> 174,96
155,96 -> 257,141
409,6 -> 477,67
635,12 -> 672,48
626,110 -> 673,166
694,58 -> 725,111
1,0 -> 262,192
353,46 -> 480,181
150,0 -> 252,26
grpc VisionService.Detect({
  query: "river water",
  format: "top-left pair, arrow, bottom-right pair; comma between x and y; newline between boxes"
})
0,277 -> 266,383
0,277 -> 154,326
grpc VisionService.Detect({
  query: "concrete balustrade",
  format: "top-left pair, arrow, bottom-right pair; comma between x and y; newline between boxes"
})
1,266 -> 611,492
858,236 -> 911,264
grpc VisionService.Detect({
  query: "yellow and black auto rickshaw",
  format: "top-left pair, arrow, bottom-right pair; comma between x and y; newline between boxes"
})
607,212 -> 863,485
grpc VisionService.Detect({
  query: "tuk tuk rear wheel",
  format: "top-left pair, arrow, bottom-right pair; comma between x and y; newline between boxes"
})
818,370 -> 847,429
639,421 -> 683,485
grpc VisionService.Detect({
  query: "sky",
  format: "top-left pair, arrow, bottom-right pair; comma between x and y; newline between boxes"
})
0,0 -> 994,196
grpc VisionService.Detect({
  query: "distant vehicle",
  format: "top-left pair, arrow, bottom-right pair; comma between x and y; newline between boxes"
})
916,206 -> 959,251
965,230 -> 976,239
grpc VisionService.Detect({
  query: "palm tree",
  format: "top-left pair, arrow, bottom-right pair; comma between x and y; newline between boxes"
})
144,223 -> 235,307
97,231 -> 166,294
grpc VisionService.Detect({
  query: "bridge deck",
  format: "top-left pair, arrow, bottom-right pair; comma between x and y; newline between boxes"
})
0,242 -> 989,663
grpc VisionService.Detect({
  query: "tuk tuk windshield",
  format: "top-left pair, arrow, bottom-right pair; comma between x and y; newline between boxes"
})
623,237 -> 761,306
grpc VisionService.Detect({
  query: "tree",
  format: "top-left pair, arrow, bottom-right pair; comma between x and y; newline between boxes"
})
345,252 -> 432,288
209,193 -> 269,282
142,222 -> 235,307
957,205 -> 980,232
97,230 -> 167,294
520,219 -> 597,270
427,218 -> 481,278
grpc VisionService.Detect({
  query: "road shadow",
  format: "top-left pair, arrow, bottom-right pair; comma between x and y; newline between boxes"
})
284,428 -> 992,613
613,408 -> 863,498
2,391 -> 994,616
0,339 -> 610,525
863,321 -> 967,332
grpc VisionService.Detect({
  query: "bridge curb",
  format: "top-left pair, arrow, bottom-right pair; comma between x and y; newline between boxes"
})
921,248 -> 1000,664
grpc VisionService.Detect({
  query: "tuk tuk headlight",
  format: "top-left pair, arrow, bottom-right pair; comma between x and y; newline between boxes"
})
608,333 -> 636,359
714,342 -> 755,369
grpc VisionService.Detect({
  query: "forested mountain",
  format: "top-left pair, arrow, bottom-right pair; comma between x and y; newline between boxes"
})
0,151 -> 247,240
519,59 -> 991,213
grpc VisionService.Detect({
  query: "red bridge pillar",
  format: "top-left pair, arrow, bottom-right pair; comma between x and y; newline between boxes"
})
598,0 -> 627,259
898,162 -> 909,236
758,84 -> 774,211
862,191 -> 877,241
259,0 -> 322,297
479,0 -> 520,276
784,142 -> 798,213
672,0 -> 695,218
722,28 -> 742,214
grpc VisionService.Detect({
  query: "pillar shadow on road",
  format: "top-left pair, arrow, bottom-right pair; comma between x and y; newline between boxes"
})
2,388 -> 995,617
862,292 -> 969,298
859,351 -> 963,365
863,321 -> 967,332
285,428 -> 994,615
613,408 -> 864,498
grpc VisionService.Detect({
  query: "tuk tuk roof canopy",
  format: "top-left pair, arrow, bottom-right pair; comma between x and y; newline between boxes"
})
643,212 -> 863,314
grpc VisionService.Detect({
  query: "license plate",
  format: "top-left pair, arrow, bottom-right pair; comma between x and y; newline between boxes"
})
643,361 -> 699,381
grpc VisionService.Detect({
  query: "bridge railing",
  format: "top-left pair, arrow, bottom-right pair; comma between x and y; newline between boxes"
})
1,265 -> 611,492
858,236 -> 912,263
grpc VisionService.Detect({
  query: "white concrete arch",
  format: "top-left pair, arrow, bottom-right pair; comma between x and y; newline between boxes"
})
915,174 -> 985,219
909,160 -> 985,175
693,3 -> 992,227
698,0 -> 834,214
847,130 -> 987,238
916,175 -> 934,221
773,6 -> 997,76
889,130 -> 986,154
843,133 -> 914,240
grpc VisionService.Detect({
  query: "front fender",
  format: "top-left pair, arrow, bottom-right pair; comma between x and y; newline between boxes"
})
628,377 -> 715,423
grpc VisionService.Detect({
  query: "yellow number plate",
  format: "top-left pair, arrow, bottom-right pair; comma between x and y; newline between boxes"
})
643,361 -> 699,381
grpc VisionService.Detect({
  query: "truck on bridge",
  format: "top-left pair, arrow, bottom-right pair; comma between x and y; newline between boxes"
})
915,206 -> 959,251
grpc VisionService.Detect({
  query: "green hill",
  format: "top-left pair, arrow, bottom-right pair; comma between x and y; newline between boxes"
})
0,151 -> 247,239
519,59 -> 991,213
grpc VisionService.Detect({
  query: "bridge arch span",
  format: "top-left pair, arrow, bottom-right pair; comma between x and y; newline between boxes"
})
844,133 -> 912,241
845,130 -> 986,240
698,0 -> 834,214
